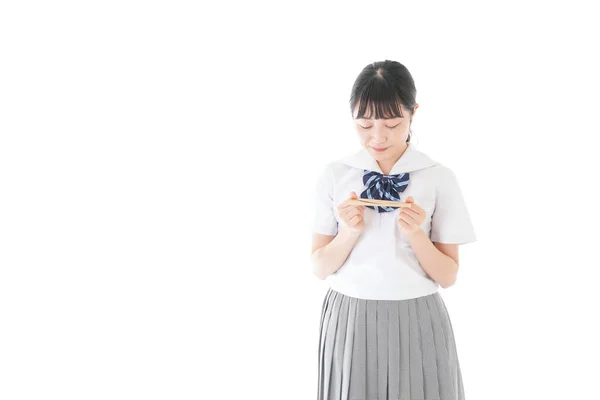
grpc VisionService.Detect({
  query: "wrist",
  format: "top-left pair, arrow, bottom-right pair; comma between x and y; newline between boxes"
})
406,227 -> 426,242
340,226 -> 363,238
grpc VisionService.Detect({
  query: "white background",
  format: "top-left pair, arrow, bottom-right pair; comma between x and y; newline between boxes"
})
1,1 -> 599,399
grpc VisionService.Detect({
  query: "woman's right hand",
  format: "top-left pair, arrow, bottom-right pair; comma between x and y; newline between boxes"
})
337,191 -> 366,233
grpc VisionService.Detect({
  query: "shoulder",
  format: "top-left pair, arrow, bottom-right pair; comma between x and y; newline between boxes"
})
408,144 -> 455,177
317,159 -> 355,181
314,161 -> 350,193
429,164 -> 456,178
418,162 -> 455,182
422,164 -> 462,196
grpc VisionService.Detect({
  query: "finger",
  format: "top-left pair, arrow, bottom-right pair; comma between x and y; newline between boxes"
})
403,197 -> 423,211
342,211 -> 355,222
406,213 -> 421,224
405,199 -> 422,210
411,203 -> 425,214
338,200 -> 353,210
338,198 -> 362,210
346,208 -> 362,220
397,218 -> 409,229
398,213 -> 418,225
401,207 -> 421,218
340,209 -> 356,224
350,215 -> 362,225
353,206 -> 365,218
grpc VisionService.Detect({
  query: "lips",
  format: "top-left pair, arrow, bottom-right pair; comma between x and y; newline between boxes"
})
371,147 -> 388,152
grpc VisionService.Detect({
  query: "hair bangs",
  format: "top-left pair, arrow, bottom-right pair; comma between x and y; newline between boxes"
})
353,83 -> 405,120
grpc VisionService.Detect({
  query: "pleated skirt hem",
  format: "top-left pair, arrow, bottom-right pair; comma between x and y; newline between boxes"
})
317,288 -> 465,400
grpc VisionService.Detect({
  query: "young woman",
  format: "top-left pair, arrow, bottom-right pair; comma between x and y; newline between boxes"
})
312,60 -> 476,400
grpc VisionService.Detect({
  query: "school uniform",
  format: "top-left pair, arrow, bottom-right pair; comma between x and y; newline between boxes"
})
313,142 -> 476,400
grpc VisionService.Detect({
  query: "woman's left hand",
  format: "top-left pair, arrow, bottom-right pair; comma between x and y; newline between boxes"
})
397,196 -> 426,238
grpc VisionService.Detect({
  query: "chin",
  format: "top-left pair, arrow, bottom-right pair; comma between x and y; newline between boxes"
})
368,148 -> 392,158
367,144 -> 405,156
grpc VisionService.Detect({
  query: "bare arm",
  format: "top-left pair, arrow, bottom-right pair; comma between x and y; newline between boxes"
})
311,228 -> 362,280
406,229 -> 460,288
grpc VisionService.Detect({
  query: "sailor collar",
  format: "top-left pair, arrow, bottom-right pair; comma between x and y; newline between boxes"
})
338,142 -> 439,175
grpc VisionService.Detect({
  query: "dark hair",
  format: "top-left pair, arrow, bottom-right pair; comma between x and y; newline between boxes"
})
349,60 -> 417,143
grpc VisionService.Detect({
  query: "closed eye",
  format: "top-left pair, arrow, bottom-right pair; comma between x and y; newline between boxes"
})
359,123 -> 401,129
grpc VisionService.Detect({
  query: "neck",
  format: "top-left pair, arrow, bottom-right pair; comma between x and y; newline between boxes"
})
377,143 -> 409,175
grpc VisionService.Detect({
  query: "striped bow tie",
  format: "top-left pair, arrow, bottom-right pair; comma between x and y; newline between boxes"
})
360,170 -> 410,213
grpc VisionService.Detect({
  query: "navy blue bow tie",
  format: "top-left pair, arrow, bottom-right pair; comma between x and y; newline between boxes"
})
360,170 -> 410,213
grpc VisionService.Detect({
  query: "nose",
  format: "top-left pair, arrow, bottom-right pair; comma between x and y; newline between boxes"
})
369,128 -> 387,143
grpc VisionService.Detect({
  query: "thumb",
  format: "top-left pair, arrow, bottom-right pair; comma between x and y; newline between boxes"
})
405,196 -> 414,203
350,191 -> 357,199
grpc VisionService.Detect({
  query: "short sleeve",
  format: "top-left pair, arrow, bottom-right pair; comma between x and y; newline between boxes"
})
429,167 -> 476,245
312,164 -> 339,236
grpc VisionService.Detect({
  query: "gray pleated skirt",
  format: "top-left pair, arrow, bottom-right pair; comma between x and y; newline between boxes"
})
317,287 -> 465,400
